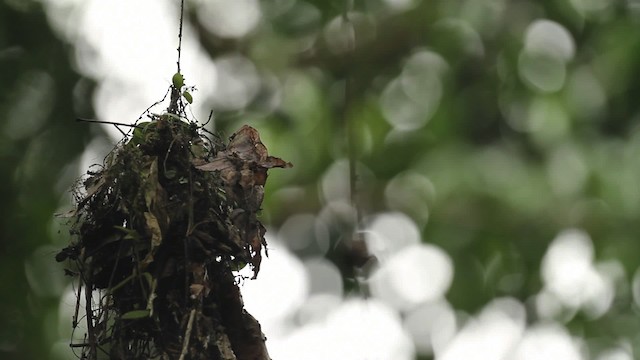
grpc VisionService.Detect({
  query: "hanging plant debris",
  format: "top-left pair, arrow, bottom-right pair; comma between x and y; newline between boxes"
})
56,73 -> 291,359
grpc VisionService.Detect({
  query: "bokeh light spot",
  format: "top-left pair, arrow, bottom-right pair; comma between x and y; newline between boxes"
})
439,298 -> 526,360
364,212 -> 421,261
540,229 -> 614,318
269,299 -> 414,359
569,0 -> 615,16
303,257 -> 343,297
323,12 -> 376,54
211,54 -> 260,110
546,144 -> 588,197
196,0 -> 261,38
382,0 -> 421,12
404,300 -> 457,356
542,229 -> 594,307
371,243 -> 454,310
323,299 -> 414,360
384,171 -> 436,228
511,323 -> 584,360
519,20 -> 575,93
297,294 -> 342,326
596,347 -> 634,360
381,50 -> 446,131
518,51 -> 566,93
240,237 -> 308,328
433,18 -> 485,58
524,20 -> 575,62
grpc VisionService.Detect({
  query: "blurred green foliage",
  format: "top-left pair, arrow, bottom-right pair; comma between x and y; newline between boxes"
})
3,0 -> 640,358
0,2 -> 97,359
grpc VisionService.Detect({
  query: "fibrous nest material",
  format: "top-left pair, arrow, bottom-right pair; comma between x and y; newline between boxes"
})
56,112 -> 291,360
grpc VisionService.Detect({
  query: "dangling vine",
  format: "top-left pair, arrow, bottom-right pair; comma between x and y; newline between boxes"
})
341,0 -> 375,280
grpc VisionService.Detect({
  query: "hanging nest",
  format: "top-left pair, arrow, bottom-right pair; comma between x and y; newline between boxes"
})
57,107 -> 291,359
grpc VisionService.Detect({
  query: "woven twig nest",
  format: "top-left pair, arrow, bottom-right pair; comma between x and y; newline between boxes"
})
57,112 -> 290,359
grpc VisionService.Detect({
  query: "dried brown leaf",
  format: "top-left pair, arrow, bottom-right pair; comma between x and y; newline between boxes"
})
141,211 -> 162,267
196,126 -> 292,177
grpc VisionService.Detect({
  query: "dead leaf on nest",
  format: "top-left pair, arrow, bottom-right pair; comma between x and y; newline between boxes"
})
195,125 -> 292,177
196,125 -> 291,278
141,211 -> 162,267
